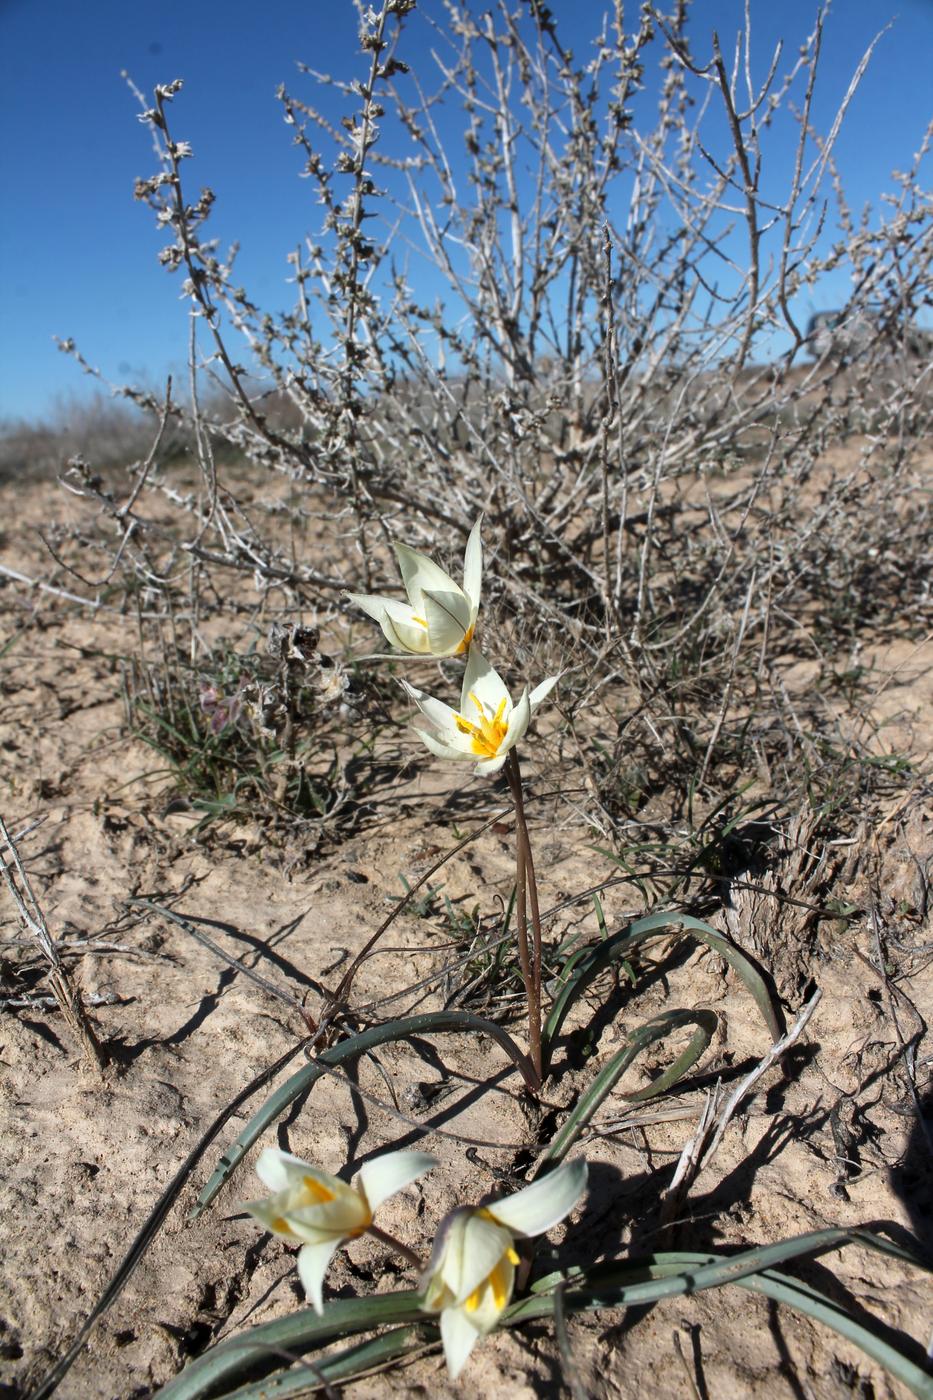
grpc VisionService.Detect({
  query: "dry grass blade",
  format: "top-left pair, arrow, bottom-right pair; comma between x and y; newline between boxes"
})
0,815 -> 107,1074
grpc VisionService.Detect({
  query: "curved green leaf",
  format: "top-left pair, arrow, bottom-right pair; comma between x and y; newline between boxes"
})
155,1229 -> 933,1400
509,1231 -> 933,1400
152,1292 -> 426,1400
541,1009 -> 719,1166
543,911 -> 779,1068
192,1011 -> 535,1219
219,1325 -> 435,1398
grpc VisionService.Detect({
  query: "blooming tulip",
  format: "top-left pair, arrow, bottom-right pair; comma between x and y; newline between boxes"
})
244,1146 -> 437,1313
347,518 -> 482,656
401,645 -> 557,776
421,1158 -> 588,1379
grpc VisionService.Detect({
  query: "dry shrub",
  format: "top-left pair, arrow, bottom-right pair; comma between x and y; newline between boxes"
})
23,0 -> 932,842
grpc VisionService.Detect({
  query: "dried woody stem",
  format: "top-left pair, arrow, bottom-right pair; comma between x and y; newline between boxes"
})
0,816 -> 107,1075
506,751 -> 544,1089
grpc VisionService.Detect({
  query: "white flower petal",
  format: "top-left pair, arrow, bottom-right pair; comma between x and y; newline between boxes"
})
467,1253 -> 516,1334
474,752 -> 509,777
462,517 -> 483,612
440,1304 -> 481,1381
382,606 -> 432,655
344,591 -> 393,627
500,687 -> 531,756
400,681 -> 461,735
282,1189 -> 368,1241
254,1147 -> 311,1193
422,589 -> 472,655
297,1239 -> 342,1315
487,1159 -> 588,1238
460,646 -> 510,719
394,542 -> 458,611
402,685 -> 475,755
422,1209 -> 470,1308
357,1150 -> 438,1214
452,1214 -> 515,1304
529,675 -> 558,712
243,1194 -> 299,1240
416,728 -> 475,763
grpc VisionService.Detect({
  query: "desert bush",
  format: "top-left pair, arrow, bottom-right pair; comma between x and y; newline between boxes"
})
43,0 -> 932,847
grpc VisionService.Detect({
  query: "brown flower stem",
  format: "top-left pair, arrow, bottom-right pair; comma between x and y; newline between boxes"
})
506,750 -> 543,1087
366,1223 -> 424,1271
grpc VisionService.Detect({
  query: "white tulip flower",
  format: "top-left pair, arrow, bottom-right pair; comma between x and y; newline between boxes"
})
401,645 -> 557,777
347,518 -> 483,657
244,1146 -> 438,1314
421,1158 -> 588,1380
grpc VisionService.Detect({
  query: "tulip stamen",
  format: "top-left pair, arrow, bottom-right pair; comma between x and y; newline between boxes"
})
455,692 -> 509,757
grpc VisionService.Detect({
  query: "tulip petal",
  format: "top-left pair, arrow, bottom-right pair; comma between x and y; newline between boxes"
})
394,543 -> 458,611
416,728 -> 475,763
282,1189 -> 368,1241
357,1150 -> 438,1214
400,681 -> 461,735
462,517 -> 483,611
344,591 -> 393,626
381,604 -> 433,655
498,687 -> 531,757
242,1193 -> 300,1240
440,1305 -> 480,1381
402,684 -> 476,755
297,1239 -> 342,1316
453,1213 -> 515,1303
254,1146 -> 317,1193
473,752 -> 509,776
460,647 -> 510,719
422,588 -> 472,655
486,1159 -> 588,1238
529,675 -> 558,712
467,1253 -> 517,1334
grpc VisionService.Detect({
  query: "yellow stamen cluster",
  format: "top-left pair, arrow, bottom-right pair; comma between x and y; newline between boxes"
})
455,692 -> 508,757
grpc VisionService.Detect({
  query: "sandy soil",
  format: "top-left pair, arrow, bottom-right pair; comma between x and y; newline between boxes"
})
1,469 -> 931,1400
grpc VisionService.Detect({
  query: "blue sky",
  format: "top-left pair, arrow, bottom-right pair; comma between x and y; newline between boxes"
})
1,0 -> 931,422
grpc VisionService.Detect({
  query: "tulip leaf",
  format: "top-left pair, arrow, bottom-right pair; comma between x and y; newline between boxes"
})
153,1229 -> 933,1400
507,1230 -> 933,1400
152,1292 -> 427,1400
540,1008 -> 719,1166
192,1011 -> 535,1219
212,1325 -> 436,1398
543,910 -> 780,1071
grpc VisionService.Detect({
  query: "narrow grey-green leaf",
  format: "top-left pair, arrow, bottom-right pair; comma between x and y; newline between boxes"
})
153,1292 -> 426,1400
541,1009 -> 719,1166
543,910 -> 779,1065
192,1010 -> 534,1218
219,1324 -> 435,1398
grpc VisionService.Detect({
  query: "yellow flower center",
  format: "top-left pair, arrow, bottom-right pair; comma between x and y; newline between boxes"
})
412,615 -> 428,628
455,692 -> 508,758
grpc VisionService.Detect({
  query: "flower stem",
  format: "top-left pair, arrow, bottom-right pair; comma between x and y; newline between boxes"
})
506,750 -> 543,1087
366,1223 -> 424,1271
